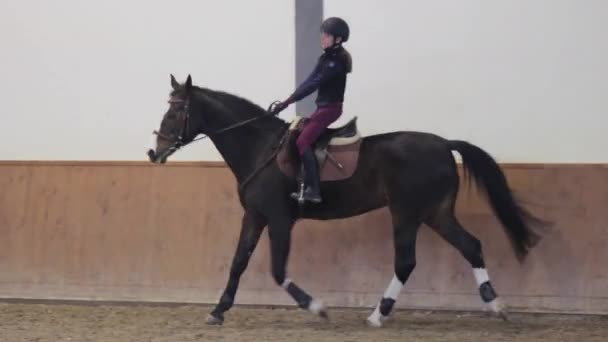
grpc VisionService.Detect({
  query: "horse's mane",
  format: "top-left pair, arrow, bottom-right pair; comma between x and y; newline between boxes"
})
195,86 -> 286,122
169,84 -> 289,137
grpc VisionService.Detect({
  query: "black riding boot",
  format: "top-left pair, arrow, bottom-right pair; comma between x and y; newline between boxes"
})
291,149 -> 322,203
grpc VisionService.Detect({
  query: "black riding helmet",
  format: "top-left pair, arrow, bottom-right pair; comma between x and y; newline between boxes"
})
321,17 -> 350,42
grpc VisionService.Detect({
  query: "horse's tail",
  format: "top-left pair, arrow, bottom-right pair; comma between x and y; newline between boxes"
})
448,140 -> 550,263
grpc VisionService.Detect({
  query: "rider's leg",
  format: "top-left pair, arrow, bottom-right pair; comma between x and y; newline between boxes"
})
291,103 -> 342,203
292,148 -> 322,203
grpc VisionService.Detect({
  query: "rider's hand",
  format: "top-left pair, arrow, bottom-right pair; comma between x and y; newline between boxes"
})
269,101 -> 288,116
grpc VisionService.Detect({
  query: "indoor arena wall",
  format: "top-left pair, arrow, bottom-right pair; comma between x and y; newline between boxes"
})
1,1 -> 607,314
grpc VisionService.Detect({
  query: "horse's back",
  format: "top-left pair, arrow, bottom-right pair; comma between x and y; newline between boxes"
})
360,130 -> 452,159
358,130 -> 458,183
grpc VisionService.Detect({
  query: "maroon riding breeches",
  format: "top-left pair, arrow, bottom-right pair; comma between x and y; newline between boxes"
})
296,103 -> 343,155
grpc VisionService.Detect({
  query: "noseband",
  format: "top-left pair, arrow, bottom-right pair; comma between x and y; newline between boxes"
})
150,98 -> 287,190
153,96 -> 191,147
153,99 -> 283,157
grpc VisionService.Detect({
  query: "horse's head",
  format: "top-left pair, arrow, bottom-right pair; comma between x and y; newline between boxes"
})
148,74 -> 201,164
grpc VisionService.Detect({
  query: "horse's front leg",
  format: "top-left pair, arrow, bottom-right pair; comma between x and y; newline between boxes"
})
268,215 -> 328,319
206,210 -> 266,325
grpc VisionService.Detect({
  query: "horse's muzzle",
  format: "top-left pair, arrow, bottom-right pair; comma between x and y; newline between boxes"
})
147,149 -> 156,162
147,149 -> 167,164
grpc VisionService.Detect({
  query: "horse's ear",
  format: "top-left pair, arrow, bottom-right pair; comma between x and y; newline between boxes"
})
170,74 -> 179,90
185,74 -> 192,93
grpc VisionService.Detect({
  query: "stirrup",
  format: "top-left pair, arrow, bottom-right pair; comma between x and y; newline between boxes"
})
291,180 -> 307,205
290,181 -> 322,204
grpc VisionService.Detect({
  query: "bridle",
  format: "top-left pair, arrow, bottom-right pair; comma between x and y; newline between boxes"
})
150,98 -> 287,190
151,96 -> 195,161
153,97 -> 282,153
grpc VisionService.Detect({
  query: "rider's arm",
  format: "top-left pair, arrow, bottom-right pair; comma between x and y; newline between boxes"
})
284,58 -> 345,105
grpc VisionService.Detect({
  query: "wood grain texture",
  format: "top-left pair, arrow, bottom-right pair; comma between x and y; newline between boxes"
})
0,162 -> 606,314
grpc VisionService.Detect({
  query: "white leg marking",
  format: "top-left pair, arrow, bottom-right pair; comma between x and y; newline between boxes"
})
367,274 -> 403,327
473,267 -> 490,286
281,278 -> 292,289
384,275 -> 403,298
473,267 -> 504,313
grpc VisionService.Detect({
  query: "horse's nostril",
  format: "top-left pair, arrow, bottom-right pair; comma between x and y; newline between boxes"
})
147,149 -> 156,162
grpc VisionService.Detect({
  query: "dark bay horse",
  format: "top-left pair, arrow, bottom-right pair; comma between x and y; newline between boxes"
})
148,75 -> 548,327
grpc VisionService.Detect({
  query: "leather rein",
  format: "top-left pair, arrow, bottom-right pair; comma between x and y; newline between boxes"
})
152,99 -> 288,191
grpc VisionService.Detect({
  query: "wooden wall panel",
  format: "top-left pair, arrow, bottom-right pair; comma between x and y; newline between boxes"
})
0,162 -> 606,314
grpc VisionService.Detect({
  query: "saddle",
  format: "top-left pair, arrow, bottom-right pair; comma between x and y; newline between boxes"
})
277,116 -> 363,181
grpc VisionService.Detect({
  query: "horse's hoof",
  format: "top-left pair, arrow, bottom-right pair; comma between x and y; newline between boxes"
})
366,317 -> 383,328
309,299 -> 329,320
205,313 -> 224,326
319,309 -> 329,320
490,299 -> 509,321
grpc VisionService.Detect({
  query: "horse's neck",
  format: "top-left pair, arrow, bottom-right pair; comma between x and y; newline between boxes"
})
210,122 -> 284,183
197,92 -> 286,183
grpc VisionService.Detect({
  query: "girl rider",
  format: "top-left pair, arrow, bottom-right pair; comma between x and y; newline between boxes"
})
270,17 -> 352,204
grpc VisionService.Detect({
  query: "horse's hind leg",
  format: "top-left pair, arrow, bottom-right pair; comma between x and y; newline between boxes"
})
366,211 -> 421,327
426,206 -> 508,320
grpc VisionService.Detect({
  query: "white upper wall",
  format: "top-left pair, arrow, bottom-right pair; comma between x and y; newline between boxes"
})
0,0 -> 295,161
324,0 -> 608,163
1,1 -> 607,163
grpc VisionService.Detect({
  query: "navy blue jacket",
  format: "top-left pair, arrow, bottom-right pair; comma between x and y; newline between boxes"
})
286,45 -> 349,106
